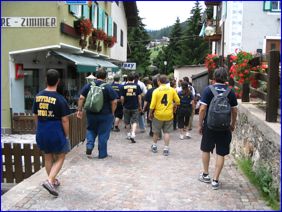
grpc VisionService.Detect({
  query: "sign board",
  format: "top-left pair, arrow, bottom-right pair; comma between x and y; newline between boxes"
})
122,63 -> 136,70
1,17 -> 56,28
65,1 -> 88,4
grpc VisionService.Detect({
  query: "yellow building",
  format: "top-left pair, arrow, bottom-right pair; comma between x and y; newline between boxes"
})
1,1 -> 137,133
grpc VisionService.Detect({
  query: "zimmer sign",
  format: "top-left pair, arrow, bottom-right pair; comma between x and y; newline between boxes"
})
1,17 -> 57,27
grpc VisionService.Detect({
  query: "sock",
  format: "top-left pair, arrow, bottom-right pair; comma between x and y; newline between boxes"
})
213,179 -> 218,183
203,173 -> 209,177
115,126 -> 118,129
152,143 -> 157,147
164,146 -> 169,150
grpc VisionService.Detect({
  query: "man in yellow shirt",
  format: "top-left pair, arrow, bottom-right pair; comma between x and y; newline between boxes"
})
149,75 -> 180,156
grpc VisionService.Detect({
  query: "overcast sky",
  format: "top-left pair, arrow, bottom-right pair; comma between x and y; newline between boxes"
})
136,1 -> 206,30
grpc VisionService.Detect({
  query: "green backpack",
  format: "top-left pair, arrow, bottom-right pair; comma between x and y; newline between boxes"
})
84,81 -> 107,113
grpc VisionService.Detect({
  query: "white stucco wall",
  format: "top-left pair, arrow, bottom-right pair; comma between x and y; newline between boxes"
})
223,1 -> 281,56
110,2 -> 128,62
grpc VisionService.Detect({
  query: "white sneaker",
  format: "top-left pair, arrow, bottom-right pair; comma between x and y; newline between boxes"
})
179,134 -> 184,140
127,132 -> 131,140
186,132 -> 191,139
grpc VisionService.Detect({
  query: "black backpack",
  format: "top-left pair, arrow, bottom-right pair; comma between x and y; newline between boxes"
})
207,85 -> 231,131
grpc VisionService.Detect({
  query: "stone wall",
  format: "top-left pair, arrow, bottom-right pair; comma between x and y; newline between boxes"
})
231,101 -> 281,194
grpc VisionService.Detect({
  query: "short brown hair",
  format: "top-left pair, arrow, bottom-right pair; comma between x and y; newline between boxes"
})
158,75 -> 167,84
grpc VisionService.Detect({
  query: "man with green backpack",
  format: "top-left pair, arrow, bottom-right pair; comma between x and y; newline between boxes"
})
77,68 -> 118,159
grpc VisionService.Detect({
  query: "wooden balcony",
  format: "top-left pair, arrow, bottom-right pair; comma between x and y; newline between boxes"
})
205,1 -> 221,6
204,33 -> 222,42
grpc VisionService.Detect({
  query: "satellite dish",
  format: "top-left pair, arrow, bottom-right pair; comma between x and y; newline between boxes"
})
205,26 -> 215,36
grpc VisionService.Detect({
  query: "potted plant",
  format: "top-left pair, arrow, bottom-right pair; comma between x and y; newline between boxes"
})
74,18 -> 92,37
104,36 -> 117,48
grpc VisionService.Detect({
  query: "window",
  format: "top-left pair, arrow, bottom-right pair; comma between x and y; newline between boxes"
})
113,22 -> 117,39
120,29 -> 123,47
24,70 -> 39,111
82,5 -> 90,19
69,5 -> 82,18
104,13 -> 108,34
91,3 -> 98,28
263,1 -> 281,12
271,43 -> 276,50
271,1 -> 281,11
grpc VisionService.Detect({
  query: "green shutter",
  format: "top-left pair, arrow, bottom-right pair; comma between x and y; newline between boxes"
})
98,7 -> 104,29
83,5 -> 90,19
69,5 -> 77,15
91,4 -> 96,27
108,16 -> 113,36
263,1 -> 271,11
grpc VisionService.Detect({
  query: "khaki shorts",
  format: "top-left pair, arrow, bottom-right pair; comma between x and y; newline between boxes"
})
152,118 -> 173,134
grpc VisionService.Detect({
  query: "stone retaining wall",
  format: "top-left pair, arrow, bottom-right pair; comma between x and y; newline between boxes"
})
231,100 -> 281,194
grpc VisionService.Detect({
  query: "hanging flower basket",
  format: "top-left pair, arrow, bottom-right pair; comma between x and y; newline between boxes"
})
96,29 -> 107,41
74,18 -> 92,37
104,36 -> 117,48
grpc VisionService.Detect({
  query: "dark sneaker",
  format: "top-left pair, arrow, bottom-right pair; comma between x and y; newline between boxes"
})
42,180 -> 58,197
151,145 -> 157,153
198,173 -> 211,183
163,149 -> 169,156
130,138 -> 136,143
113,127 -> 120,132
211,180 -> 219,190
86,149 -> 92,155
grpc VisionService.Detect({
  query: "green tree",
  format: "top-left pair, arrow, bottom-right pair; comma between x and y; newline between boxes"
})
152,46 -> 168,74
127,13 -> 151,76
181,1 -> 209,65
166,17 -> 183,74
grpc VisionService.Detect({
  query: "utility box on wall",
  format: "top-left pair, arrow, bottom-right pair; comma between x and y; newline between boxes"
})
15,64 -> 24,79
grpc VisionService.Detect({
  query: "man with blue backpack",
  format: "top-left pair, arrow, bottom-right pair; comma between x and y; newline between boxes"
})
77,68 -> 118,159
198,67 -> 238,190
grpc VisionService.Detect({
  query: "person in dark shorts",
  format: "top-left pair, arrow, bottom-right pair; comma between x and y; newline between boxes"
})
177,81 -> 194,140
32,69 -> 71,197
120,73 -> 142,143
77,68 -> 118,159
111,75 -> 123,132
143,77 -> 159,137
198,67 -> 238,190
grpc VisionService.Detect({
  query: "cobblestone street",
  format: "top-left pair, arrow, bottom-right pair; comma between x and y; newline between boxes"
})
1,117 -> 271,210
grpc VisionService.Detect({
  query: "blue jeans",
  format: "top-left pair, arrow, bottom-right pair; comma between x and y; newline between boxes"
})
86,113 -> 114,158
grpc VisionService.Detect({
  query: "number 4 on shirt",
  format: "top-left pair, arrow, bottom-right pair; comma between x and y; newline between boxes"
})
161,94 -> 168,106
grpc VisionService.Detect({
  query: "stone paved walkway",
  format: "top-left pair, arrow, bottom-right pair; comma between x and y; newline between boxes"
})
2,117 -> 272,210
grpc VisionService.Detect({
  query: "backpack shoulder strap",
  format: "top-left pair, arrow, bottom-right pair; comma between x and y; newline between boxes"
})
90,81 -> 96,86
100,83 -> 108,87
209,85 -> 218,97
222,87 -> 231,97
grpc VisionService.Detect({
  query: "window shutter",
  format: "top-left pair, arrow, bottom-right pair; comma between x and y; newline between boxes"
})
69,5 -> 76,14
263,1 -> 271,11
83,5 -> 90,19
108,16 -> 113,36
98,7 -> 104,29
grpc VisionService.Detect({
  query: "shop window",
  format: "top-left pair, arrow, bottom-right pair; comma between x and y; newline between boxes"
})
24,70 -> 39,111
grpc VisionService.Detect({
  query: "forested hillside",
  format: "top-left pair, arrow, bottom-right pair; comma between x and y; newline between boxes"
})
147,21 -> 187,39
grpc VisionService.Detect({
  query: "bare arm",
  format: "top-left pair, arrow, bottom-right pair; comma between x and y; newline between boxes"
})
77,95 -> 85,119
198,104 -> 207,135
143,101 -> 148,112
61,115 -> 69,137
230,107 -> 238,132
138,95 -> 142,111
111,99 -> 117,115
120,96 -> 124,105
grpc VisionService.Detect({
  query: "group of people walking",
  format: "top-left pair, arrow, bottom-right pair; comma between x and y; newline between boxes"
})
32,67 -> 237,196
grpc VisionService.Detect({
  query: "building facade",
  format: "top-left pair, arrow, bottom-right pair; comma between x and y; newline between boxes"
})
1,1 -> 137,133
204,1 -> 281,56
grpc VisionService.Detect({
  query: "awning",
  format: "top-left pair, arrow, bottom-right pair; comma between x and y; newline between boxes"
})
52,51 -> 119,72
